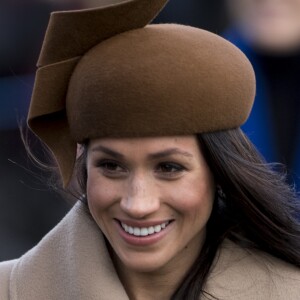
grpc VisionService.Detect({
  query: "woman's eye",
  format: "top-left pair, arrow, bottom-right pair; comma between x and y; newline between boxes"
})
156,162 -> 185,174
97,160 -> 126,176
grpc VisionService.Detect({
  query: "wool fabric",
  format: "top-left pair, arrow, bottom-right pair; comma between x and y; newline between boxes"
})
28,0 -> 256,186
1,201 -> 299,300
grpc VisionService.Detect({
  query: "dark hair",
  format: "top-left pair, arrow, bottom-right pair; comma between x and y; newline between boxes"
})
73,128 -> 300,300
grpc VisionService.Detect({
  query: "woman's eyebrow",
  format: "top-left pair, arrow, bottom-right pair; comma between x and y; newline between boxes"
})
90,146 -> 193,160
90,145 -> 124,159
148,148 -> 193,160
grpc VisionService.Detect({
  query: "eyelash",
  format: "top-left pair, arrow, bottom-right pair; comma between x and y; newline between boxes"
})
95,160 -> 186,178
156,162 -> 185,174
97,160 -> 127,176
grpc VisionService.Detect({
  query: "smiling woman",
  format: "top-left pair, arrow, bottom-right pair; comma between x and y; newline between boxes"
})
86,136 -> 214,278
0,0 -> 300,299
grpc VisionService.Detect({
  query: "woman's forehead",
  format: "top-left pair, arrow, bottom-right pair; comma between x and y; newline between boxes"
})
88,135 -> 200,154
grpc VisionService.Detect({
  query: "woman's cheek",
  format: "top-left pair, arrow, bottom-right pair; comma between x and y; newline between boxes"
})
87,170 -> 116,208
167,175 -> 214,213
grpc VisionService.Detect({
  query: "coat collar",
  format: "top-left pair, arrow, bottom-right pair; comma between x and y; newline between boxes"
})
9,201 -> 300,300
10,202 -> 129,300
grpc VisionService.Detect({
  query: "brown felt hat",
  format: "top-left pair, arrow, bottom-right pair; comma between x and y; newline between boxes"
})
28,0 -> 256,187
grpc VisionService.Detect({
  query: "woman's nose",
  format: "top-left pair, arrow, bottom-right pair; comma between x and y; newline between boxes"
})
120,174 -> 160,218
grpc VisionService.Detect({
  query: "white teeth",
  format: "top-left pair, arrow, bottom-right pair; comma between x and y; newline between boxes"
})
154,225 -> 161,233
133,227 -> 140,236
140,228 -> 148,236
121,221 -> 169,237
148,226 -> 155,235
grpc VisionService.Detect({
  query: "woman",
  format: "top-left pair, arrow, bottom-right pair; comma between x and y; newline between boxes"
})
0,0 -> 299,299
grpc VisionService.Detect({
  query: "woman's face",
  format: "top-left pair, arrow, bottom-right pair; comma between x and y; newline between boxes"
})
86,136 -> 215,273
227,0 -> 300,53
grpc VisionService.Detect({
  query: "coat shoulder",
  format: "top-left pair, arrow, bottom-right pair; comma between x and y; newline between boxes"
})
0,259 -> 18,300
206,240 -> 300,300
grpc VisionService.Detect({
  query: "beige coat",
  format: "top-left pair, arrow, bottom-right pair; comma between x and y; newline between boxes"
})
0,201 -> 299,299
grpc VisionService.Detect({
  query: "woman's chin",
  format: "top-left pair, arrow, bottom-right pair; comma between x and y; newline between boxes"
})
115,252 -> 168,273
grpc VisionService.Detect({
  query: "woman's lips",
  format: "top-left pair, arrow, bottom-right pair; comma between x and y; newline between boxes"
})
115,219 -> 174,246
121,220 -> 170,237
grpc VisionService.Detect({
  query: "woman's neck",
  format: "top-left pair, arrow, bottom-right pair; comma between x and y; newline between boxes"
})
111,240 -> 203,300
116,265 -> 178,300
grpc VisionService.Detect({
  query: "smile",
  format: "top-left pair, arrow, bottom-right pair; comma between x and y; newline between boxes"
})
120,221 -> 170,237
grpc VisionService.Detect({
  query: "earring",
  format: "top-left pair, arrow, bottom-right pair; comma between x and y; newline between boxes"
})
217,185 -> 226,199
79,194 -> 86,201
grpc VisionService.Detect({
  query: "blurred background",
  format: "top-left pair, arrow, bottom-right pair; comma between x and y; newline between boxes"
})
1,0 -> 299,261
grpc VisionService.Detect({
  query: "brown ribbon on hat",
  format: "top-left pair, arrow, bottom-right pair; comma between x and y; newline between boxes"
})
28,0 -> 256,187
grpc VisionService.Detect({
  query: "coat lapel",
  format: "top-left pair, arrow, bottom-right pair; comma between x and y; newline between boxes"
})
205,239 -> 300,299
8,201 -> 300,299
9,202 -> 129,300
